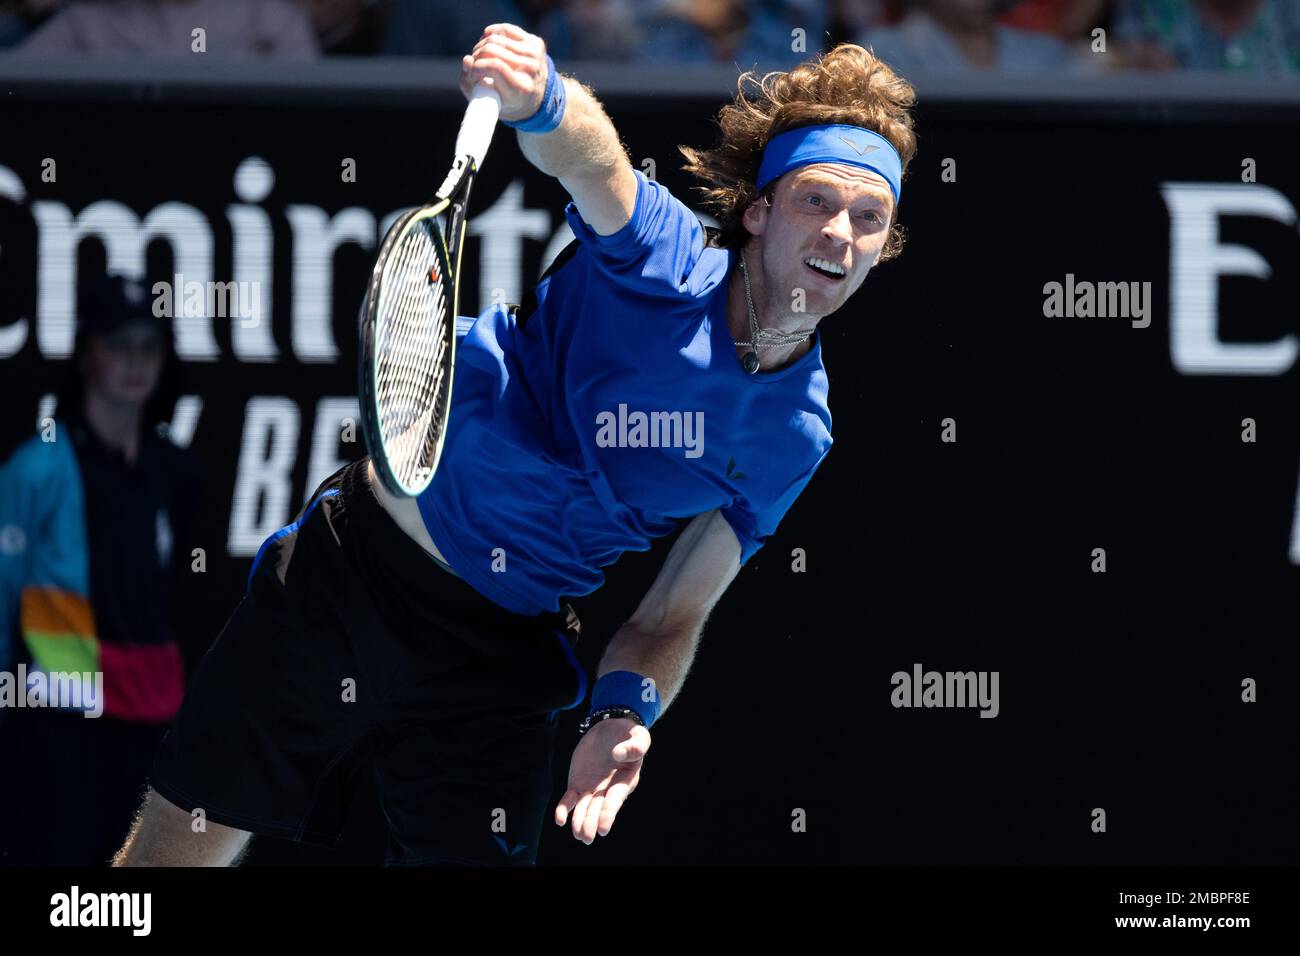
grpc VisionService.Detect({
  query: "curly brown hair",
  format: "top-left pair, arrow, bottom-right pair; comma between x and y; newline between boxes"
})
679,44 -> 917,262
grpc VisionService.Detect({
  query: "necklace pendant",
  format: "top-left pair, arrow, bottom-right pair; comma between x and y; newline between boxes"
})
742,351 -> 760,374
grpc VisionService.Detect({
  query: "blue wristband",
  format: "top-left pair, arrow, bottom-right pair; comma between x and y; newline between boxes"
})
588,670 -> 661,730
502,53 -> 565,133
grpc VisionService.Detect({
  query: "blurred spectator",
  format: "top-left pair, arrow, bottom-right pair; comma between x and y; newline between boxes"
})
18,0 -> 319,58
635,0 -> 831,66
861,0 -> 1077,72
0,0 -> 64,49
567,0 -> 641,58
833,0 -> 890,39
998,0 -> 1112,39
1112,0 -> 1300,71
299,0 -> 389,55
383,0 -> 640,61
0,274 -> 204,866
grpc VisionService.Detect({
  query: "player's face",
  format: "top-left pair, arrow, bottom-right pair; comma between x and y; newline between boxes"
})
83,320 -> 165,407
745,163 -> 894,317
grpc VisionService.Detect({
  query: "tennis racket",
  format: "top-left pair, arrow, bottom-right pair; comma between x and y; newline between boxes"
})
359,83 -> 502,498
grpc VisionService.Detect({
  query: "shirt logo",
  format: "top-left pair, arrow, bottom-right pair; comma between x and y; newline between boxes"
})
123,279 -> 147,308
494,836 -> 529,858
156,507 -> 173,567
726,456 -> 748,480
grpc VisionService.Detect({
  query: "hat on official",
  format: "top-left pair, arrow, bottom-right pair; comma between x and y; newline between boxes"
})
77,274 -> 169,337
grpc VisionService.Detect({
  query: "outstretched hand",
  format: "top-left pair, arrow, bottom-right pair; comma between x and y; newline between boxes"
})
554,717 -> 651,844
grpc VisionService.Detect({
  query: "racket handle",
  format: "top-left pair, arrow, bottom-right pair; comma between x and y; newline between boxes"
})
455,82 -> 502,169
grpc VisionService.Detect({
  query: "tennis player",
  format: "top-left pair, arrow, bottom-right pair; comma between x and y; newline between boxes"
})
114,23 -> 916,866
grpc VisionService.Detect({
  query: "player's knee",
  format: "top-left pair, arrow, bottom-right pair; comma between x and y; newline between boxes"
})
113,787 -> 252,867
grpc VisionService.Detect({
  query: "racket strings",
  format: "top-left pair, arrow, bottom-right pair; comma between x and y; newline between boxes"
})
375,219 -> 451,489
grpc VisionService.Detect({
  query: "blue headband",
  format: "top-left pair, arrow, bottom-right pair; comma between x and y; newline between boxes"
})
755,124 -> 903,203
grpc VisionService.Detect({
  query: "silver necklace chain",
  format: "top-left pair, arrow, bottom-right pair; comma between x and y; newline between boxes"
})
733,251 -> 818,354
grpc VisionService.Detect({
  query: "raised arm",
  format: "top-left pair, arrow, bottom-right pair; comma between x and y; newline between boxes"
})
459,23 -> 638,236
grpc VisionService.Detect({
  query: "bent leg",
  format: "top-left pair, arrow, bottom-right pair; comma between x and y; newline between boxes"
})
112,787 -> 252,867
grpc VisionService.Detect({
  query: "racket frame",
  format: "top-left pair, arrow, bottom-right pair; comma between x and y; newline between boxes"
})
358,156 -> 478,498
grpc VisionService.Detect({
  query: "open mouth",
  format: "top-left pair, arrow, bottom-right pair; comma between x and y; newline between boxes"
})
804,256 -> 847,281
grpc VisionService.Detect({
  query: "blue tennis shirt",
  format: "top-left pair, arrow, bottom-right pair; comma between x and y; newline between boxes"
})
416,168 -> 833,615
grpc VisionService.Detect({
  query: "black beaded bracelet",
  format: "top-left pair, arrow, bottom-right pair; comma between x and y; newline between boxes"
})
577,706 -> 645,736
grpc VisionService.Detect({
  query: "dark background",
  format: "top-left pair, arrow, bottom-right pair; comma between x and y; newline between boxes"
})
2,78 -> 1297,865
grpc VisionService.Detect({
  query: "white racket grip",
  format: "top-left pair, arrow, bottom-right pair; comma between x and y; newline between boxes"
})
455,83 -> 501,168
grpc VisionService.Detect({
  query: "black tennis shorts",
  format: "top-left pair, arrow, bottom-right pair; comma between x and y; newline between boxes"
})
149,457 -> 588,866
